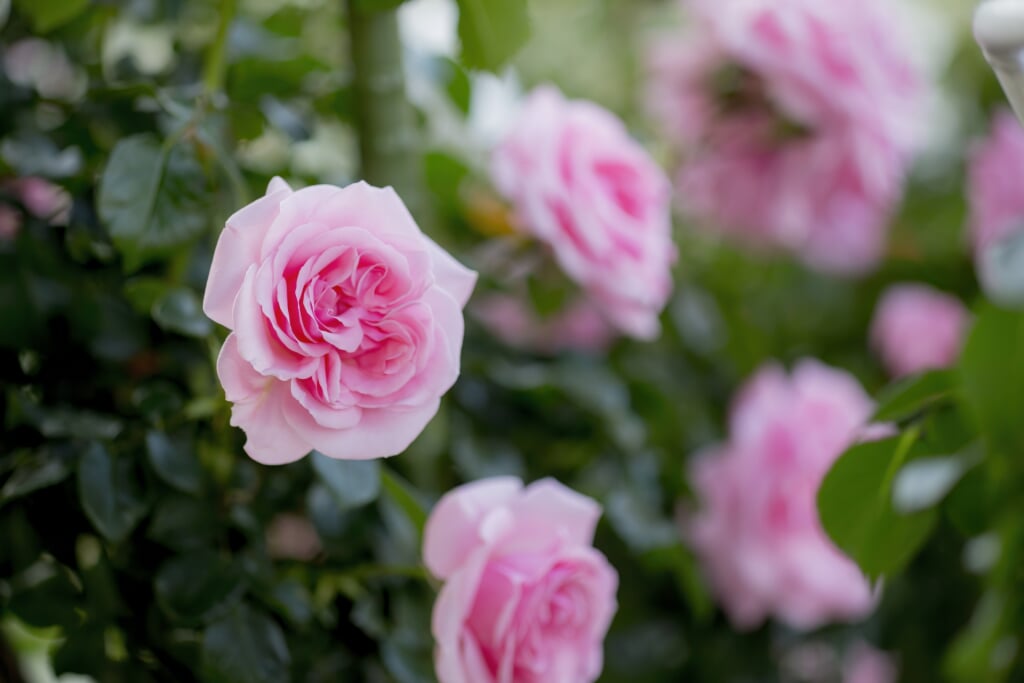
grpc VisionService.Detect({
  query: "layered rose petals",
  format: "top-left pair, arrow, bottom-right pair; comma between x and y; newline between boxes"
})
424,477 -> 618,683
205,178 -> 476,464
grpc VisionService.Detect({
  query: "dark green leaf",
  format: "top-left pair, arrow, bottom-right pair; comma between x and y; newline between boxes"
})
155,551 -> 244,623
0,449 -> 72,505
77,442 -> 148,543
959,305 -> 1024,455
311,452 -> 380,510
98,135 -> 208,272
9,565 -> 81,628
146,430 -> 204,494
872,369 -> 958,422
455,0 -> 530,71
201,603 -> 291,683
818,433 -> 938,580
379,467 -> 428,536
352,0 -> 407,10
148,495 -> 220,551
153,290 -> 212,339
892,443 -> 983,514
13,0 -> 88,32
52,624 -> 107,678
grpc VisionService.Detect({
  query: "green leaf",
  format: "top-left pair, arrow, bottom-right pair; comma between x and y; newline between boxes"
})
13,0 -> 88,32
0,448 -> 72,505
959,305 -> 1024,455
9,565 -> 81,628
892,443 -> 983,514
152,287 -> 214,337
455,0 -> 530,72
380,467 -> 428,536
817,433 -> 938,580
311,452 -> 380,510
155,551 -> 244,623
148,495 -> 220,551
146,430 -> 204,495
202,603 -> 291,683
872,369 -> 958,422
98,134 -> 208,272
352,0 -> 407,10
77,442 -> 148,543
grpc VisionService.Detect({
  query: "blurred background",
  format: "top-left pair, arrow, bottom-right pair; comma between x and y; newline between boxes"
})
2,0 -> 1022,681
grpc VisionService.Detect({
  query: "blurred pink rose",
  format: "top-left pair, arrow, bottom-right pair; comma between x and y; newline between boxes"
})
870,284 -> 968,378
13,177 -> 71,224
204,178 -> 477,464
473,294 -> 618,354
687,360 -> 879,630
968,109 -> 1024,254
424,477 -> 618,683
0,205 -> 20,240
649,0 -> 923,274
492,86 -> 676,340
843,641 -> 897,683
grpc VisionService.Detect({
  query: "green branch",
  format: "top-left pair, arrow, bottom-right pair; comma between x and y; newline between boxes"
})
345,1 -> 424,215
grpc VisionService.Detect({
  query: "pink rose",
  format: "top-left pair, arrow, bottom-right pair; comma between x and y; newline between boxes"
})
0,205 -> 20,240
13,177 -> 71,224
473,293 -> 618,355
424,477 -> 618,683
968,109 -> 1024,254
687,360 -> 879,630
843,641 -> 897,683
491,86 -> 676,340
648,0 -> 923,274
870,283 -> 968,378
204,178 -> 477,464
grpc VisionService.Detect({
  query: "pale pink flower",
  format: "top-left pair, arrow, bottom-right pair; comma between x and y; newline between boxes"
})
968,109 -> 1024,254
473,294 -> 617,354
648,0 -> 924,274
492,86 -> 676,340
687,360 -> 879,630
13,177 -> 71,224
870,283 -> 968,378
0,205 -> 20,240
424,477 -> 618,683
843,641 -> 897,683
204,178 -> 477,464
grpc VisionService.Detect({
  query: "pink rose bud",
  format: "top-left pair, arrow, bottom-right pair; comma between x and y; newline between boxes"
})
648,0 -> 923,274
204,178 -> 477,464
424,477 -> 618,683
492,86 -> 676,340
687,360 -> 880,630
870,284 -> 969,378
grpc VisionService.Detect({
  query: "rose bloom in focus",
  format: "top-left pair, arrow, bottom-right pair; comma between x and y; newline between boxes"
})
424,477 -> 618,683
204,178 -> 477,464
687,359 -> 880,630
492,86 -> 676,340
870,283 -> 968,378
648,0 -> 923,274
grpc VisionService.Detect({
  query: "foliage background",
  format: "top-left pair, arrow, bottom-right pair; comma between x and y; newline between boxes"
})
1,0 -> 1022,681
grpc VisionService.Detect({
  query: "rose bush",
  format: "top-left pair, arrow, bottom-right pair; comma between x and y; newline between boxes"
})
205,178 -> 476,463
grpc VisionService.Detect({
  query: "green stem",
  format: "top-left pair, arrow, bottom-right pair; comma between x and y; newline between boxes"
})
345,1 -> 424,214
202,0 -> 237,95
